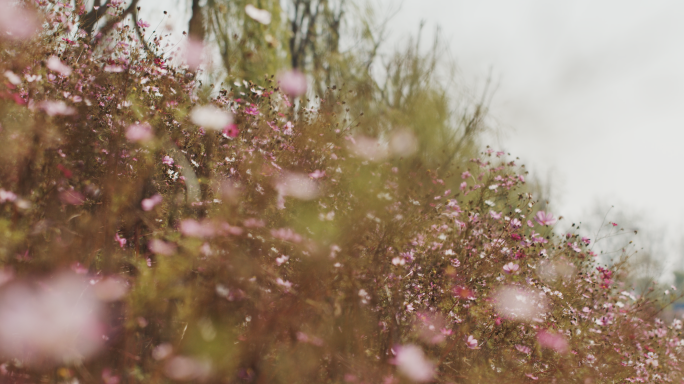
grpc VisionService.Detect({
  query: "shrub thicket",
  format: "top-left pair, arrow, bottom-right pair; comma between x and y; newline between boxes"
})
0,2 -> 680,383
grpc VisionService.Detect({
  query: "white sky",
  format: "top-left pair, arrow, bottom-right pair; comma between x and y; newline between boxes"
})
388,0 -> 684,266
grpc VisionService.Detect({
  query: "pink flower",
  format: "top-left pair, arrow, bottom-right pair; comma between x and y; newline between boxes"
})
136,19 -> 150,28
277,69 -> 307,97
308,170 -> 326,179
510,218 -> 522,228
164,356 -> 212,381
222,123 -> 239,138
126,122 -> 154,143
271,228 -> 303,243
180,219 -> 216,238
46,56 -> 72,77
114,233 -> 127,248
493,286 -> 547,322
534,211 -> 557,226
393,345 -> 435,382
141,194 -> 162,211
489,210 -> 501,219
40,100 -> 76,116
149,239 -> 177,256
183,37 -> 204,70
465,335 -> 479,349
0,2 -> 39,40
162,155 -> 174,166
537,330 -> 568,354
0,273 -> 104,366
503,262 -> 519,274
245,4 -> 272,24
461,171 -> 471,179
515,344 -> 531,354
59,190 -> 85,205
274,172 -> 319,202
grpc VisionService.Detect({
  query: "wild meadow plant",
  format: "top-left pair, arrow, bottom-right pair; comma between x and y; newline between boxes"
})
0,1 -> 681,383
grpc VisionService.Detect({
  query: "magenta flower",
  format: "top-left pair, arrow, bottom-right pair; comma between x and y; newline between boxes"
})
222,123 -> 239,138
534,211 -> 557,226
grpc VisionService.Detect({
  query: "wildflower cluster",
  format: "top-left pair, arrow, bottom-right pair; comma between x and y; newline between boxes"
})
0,2 -> 679,383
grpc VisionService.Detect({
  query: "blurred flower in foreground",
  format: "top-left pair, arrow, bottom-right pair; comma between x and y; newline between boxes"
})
148,239 -> 177,256
126,122 -> 154,143
0,273 -> 104,365
389,129 -> 418,157
347,135 -> 389,162
465,335 -> 479,349
183,38 -> 204,70
180,219 -> 217,238
40,100 -> 76,116
190,105 -> 233,130
141,194 -> 163,211
277,70 -> 307,97
245,4 -> 271,25
393,344 -> 435,382
274,172 -> 319,202
493,285 -> 546,322
537,330 -> 568,354
164,355 -> 212,381
46,56 -> 72,77
0,0 -> 39,40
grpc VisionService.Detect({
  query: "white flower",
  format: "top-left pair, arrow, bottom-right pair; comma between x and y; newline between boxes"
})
394,345 -> 435,382
0,273 -> 104,365
245,4 -> 272,24
190,105 -> 233,130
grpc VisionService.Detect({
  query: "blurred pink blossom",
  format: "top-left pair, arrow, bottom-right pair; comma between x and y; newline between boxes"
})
0,1 -> 39,40
126,122 -> 154,143
180,219 -> 216,238
183,38 -> 204,70
537,330 -> 568,354
0,273 -> 104,365
164,355 -> 212,381
149,239 -> 177,256
40,100 -> 76,116
388,129 -> 418,157
347,135 -> 389,162
277,69 -> 307,97
493,286 -> 546,322
59,190 -> 85,205
93,276 -> 128,302
46,56 -> 72,77
393,344 -> 435,382
274,172 -> 319,202
141,194 -> 162,211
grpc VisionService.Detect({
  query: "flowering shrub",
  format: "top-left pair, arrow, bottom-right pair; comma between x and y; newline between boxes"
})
0,2 -> 681,383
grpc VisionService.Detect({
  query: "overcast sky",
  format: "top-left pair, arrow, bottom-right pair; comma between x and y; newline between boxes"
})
386,0 -> 684,267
